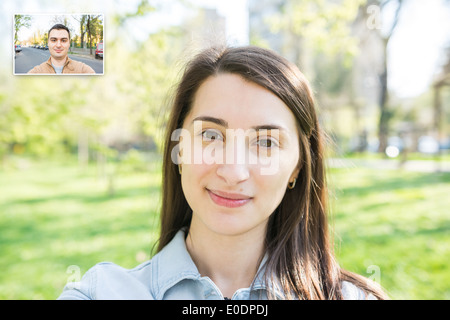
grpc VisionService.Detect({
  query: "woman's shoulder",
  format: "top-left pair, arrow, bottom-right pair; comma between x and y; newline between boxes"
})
341,281 -> 377,300
58,260 -> 155,300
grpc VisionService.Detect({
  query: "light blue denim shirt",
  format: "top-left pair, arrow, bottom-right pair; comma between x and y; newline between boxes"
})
58,229 -> 371,300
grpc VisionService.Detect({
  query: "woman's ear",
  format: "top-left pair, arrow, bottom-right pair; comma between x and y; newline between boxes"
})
291,157 -> 303,181
288,161 -> 301,186
287,166 -> 300,190
289,166 -> 300,183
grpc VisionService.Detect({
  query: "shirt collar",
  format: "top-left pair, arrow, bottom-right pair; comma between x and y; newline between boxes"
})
152,228 -> 284,299
45,56 -> 74,71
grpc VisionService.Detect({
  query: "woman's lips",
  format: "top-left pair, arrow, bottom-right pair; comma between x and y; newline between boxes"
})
207,189 -> 252,208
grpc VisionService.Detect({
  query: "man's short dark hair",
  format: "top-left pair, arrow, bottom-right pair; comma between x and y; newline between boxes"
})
48,24 -> 70,40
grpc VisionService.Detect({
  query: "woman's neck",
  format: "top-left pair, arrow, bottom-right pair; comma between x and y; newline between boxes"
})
185,219 -> 266,298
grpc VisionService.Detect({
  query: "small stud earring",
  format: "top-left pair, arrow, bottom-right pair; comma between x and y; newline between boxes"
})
288,178 -> 296,190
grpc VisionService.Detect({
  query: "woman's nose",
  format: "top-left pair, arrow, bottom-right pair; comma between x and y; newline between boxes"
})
216,162 -> 250,186
216,136 -> 250,185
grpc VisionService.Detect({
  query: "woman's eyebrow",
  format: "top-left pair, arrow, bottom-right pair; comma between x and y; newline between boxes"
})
192,116 -> 228,127
192,116 -> 287,132
251,124 -> 285,131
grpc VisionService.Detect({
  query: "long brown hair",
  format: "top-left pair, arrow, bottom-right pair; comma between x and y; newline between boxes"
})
158,45 -> 388,300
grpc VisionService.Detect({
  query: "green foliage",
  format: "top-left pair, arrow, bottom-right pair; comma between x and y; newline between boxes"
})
113,27 -> 184,152
267,0 -> 363,60
260,0 -> 365,137
313,52 -> 354,96
113,0 -> 156,26
0,77 -> 75,158
2,7 -> 182,161
14,15 -> 32,44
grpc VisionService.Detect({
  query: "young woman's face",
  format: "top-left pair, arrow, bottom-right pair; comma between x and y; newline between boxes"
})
180,73 -> 300,237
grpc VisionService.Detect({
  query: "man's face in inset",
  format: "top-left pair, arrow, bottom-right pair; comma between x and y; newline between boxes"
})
48,29 -> 70,60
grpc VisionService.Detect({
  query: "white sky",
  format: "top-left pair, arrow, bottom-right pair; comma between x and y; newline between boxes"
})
387,0 -> 450,98
2,0 -> 449,98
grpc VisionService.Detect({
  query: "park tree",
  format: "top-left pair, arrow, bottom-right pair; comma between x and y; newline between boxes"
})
432,48 -> 450,158
86,15 -> 103,53
72,15 -> 103,50
266,0 -> 363,75
257,0 -> 406,154
14,15 -> 32,44
73,15 -> 88,48
50,15 -> 73,31
260,0 -> 365,150
372,0 -> 404,153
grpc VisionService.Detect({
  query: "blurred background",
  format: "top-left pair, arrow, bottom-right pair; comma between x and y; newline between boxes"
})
1,0 -> 449,299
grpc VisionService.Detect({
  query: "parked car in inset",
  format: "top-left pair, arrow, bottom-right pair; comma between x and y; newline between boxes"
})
15,44 -> 22,52
95,42 -> 103,59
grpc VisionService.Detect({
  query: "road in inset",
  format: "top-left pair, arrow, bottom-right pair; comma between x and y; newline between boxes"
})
14,47 -> 103,74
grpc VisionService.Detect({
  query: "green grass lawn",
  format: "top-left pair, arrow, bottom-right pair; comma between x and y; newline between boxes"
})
0,157 -> 449,299
0,157 -> 162,299
328,167 -> 450,299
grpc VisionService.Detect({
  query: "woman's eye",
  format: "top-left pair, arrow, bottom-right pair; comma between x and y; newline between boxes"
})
201,129 -> 223,142
256,137 -> 278,148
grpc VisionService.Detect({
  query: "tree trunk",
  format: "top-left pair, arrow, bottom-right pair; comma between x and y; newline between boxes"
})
87,15 -> 92,55
376,0 -> 403,153
80,21 -> 85,49
377,53 -> 389,153
434,84 -> 443,169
